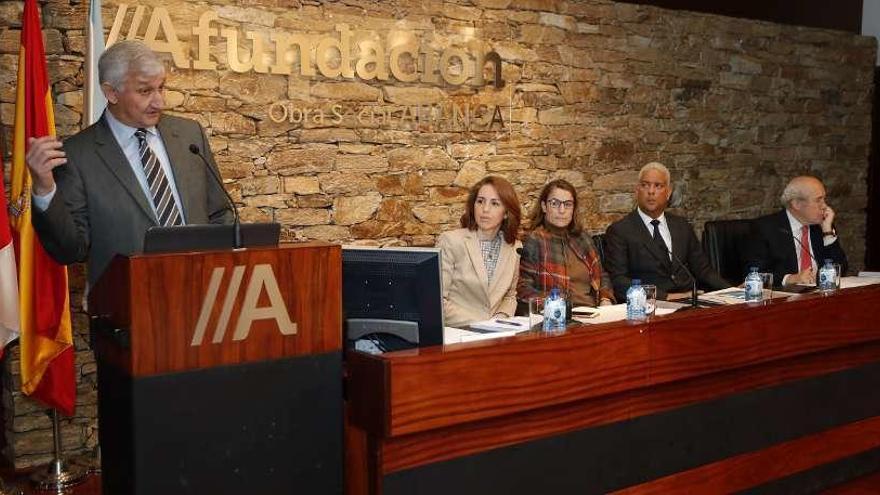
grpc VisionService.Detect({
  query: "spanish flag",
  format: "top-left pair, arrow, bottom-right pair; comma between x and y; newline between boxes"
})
10,0 -> 76,416
1,154 -> 20,354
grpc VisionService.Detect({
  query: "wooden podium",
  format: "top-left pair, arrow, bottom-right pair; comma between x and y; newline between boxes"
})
88,242 -> 342,495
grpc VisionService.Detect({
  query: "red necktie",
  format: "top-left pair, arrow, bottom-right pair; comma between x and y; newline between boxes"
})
799,225 -> 811,271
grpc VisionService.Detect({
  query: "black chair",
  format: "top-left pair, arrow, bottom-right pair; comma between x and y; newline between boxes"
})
701,219 -> 753,286
592,233 -> 607,267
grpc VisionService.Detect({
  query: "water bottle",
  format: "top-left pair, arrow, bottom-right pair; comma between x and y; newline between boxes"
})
744,266 -> 763,303
818,259 -> 836,292
543,287 -> 567,332
626,279 -> 647,321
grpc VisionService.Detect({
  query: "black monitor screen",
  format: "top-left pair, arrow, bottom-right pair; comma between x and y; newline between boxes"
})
342,246 -> 444,352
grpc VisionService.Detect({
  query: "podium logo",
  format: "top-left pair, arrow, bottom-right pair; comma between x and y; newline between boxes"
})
191,264 -> 297,346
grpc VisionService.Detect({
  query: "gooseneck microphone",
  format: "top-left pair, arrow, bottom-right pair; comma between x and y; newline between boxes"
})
777,227 -> 822,286
667,247 -> 699,309
644,242 -> 698,308
779,227 -> 820,268
189,144 -> 242,249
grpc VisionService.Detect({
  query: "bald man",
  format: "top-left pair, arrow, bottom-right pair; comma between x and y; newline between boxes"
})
605,162 -> 729,301
745,176 -> 847,286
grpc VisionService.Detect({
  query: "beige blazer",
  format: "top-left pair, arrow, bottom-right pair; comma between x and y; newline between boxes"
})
436,228 -> 522,328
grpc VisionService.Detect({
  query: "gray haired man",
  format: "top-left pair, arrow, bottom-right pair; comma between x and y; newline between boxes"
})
26,40 -> 232,286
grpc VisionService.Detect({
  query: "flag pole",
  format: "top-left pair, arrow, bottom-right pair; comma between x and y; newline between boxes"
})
30,409 -> 87,490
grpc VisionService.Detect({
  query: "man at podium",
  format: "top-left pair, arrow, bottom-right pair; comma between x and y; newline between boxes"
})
25,40 -> 232,286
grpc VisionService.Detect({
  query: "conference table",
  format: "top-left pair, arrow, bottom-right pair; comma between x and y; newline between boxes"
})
345,284 -> 880,494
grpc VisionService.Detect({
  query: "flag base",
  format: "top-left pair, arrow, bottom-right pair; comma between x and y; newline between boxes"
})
29,409 -> 88,491
30,460 -> 87,491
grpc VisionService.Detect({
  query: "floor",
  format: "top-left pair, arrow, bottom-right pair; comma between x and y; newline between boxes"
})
0,466 -> 877,494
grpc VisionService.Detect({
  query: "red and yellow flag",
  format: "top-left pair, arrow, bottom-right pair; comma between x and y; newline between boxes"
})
10,0 -> 75,416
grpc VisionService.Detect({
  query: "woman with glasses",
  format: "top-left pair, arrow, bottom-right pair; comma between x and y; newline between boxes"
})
436,176 -> 523,327
518,179 -> 614,309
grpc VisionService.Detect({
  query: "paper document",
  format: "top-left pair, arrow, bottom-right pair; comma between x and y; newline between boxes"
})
841,276 -> 880,289
699,287 -> 795,305
571,304 -> 675,324
468,316 -> 532,333
444,326 -> 516,344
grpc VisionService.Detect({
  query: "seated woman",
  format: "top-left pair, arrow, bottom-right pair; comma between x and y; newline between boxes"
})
518,179 -> 614,308
436,176 -> 522,328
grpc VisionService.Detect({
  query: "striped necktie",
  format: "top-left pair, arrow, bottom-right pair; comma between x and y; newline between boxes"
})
135,128 -> 181,226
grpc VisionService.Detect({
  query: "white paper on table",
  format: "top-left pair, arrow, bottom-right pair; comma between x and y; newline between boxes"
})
698,287 -> 749,305
699,286 -> 797,305
840,276 -> 880,289
571,304 -> 676,324
443,326 -> 516,344
468,316 -> 532,333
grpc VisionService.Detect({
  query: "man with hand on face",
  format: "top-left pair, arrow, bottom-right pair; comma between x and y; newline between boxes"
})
26,40 -> 231,287
745,176 -> 847,287
605,162 -> 730,301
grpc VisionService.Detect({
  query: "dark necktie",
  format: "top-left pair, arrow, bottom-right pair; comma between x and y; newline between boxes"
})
650,219 -> 669,256
135,128 -> 182,226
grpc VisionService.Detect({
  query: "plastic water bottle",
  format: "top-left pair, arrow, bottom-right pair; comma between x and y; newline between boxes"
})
626,279 -> 647,321
818,259 -> 836,292
543,287 -> 567,332
744,266 -> 763,303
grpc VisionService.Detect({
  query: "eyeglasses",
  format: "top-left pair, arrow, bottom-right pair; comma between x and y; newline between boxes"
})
546,198 -> 574,210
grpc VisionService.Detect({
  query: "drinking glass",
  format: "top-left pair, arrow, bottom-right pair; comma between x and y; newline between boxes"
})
642,284 -> 657,316
759,272 -> 773,300
528,297 -> 545,330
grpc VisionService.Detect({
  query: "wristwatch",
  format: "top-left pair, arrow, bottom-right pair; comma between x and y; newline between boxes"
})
822,228 -> 836,237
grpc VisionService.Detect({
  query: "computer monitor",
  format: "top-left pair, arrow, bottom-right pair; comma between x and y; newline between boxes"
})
342,246 -> 444,353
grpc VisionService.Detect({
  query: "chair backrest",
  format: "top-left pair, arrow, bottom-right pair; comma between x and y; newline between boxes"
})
701,219 -> 753,285
592,233 -> 607,267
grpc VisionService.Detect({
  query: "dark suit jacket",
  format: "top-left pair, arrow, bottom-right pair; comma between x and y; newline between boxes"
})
33,113 -> 233,286
744,209 -> 847,286
605,210 -> 730,300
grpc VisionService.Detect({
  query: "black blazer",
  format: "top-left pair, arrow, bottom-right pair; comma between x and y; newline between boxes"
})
744,209 -> 848,286
605,210 -> 731,300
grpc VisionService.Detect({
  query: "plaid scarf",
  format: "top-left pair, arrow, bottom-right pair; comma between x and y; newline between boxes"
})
518,226 -> 615,303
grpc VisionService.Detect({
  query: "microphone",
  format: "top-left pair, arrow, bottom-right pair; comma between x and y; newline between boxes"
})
778,227 -> 819,268
777,227 -> 821,285
667,246 -> 698,309
644,241 -> 698,308
189,144 -> 241,249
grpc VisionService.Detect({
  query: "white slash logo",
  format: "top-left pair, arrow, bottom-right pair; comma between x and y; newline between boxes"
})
191,264 -> 297,346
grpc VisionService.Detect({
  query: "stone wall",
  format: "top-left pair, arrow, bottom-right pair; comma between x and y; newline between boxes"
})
0,0 -> 874,467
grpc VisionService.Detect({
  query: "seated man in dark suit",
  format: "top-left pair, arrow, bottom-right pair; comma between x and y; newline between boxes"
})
605,162 -> 730,301
745,176 -> 847,287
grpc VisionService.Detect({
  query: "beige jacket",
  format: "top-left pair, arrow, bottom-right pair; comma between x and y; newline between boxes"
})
436,228 -> 521,328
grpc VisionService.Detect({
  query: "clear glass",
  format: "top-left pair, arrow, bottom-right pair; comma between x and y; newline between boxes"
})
642,284 -> 657,316
759,272 -> 773,300
528,297 -> 545,330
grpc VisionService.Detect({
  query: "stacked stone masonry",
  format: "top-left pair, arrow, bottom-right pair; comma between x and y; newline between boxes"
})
0,0 -> 874,467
